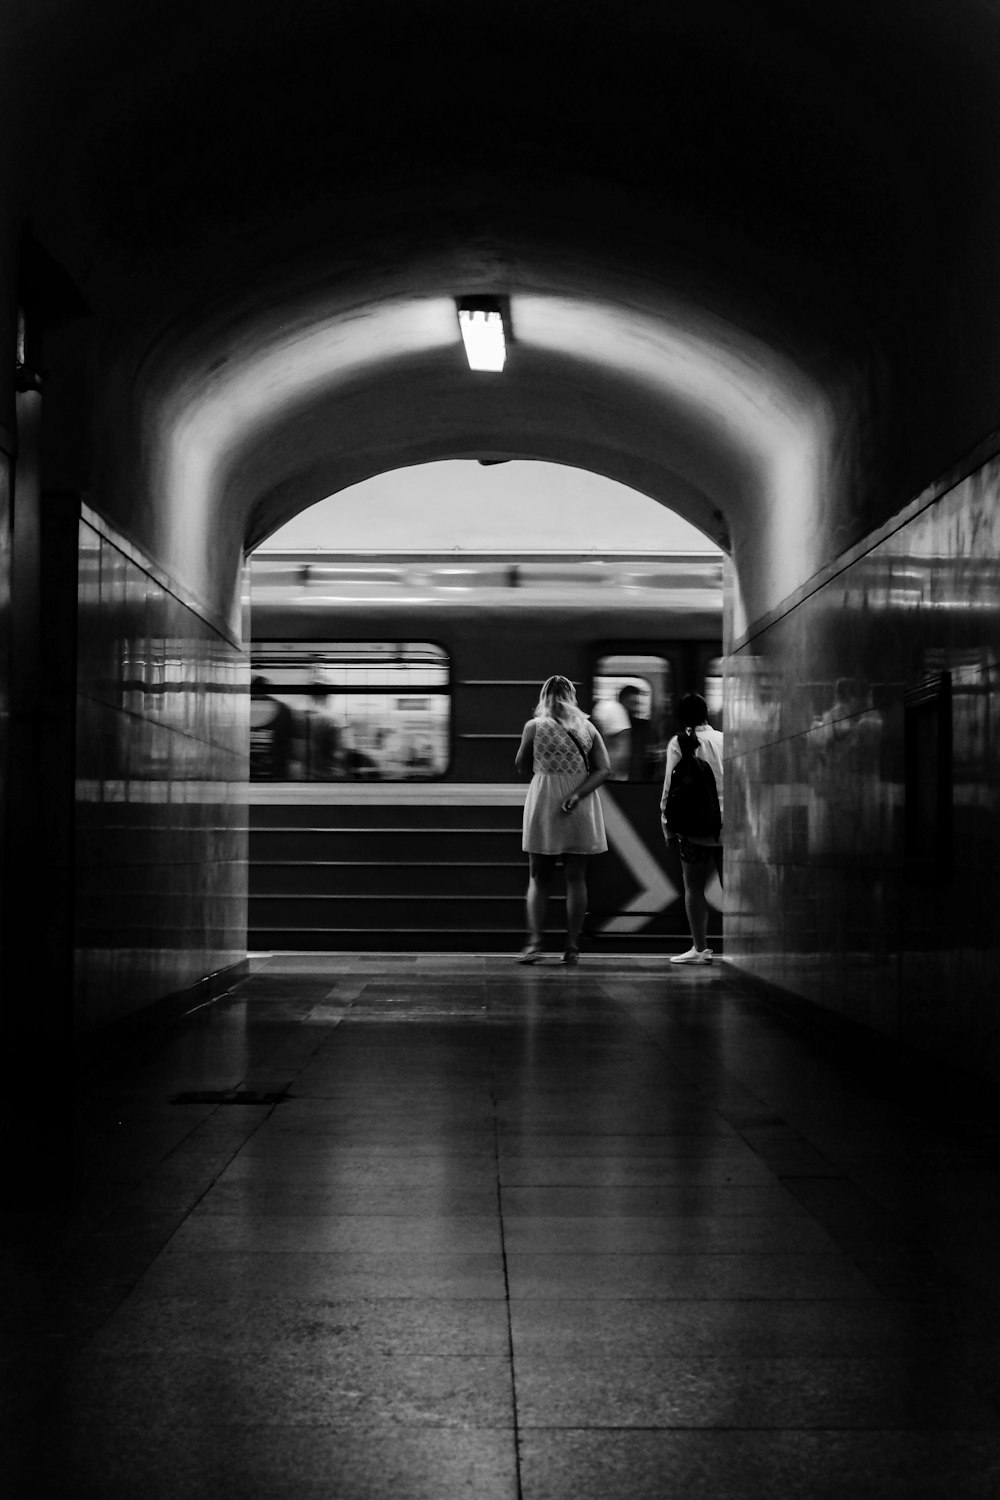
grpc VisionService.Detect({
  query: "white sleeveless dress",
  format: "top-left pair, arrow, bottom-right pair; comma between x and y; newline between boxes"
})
522,719 -> 608,856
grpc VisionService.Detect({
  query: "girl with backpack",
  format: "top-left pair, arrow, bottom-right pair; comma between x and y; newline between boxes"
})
514,675 -> 611,965
660,692 -> 724,965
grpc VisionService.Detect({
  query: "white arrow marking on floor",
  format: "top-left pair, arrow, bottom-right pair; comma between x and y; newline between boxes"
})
599,799 -> 679,934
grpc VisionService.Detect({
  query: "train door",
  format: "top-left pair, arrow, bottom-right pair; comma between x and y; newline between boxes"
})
585,642 -> 724,948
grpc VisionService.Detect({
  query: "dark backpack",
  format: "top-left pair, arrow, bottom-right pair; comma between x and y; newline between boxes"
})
663,729 -> 721,839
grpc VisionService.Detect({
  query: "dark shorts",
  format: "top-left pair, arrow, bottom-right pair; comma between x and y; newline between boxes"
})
675,837 -> 719,865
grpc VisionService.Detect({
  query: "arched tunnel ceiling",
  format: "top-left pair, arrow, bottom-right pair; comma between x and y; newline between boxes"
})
168,285 -> 828,553
8,0 -> 1000,628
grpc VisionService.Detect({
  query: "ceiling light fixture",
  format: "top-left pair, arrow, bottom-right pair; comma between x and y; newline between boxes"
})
456,298 -> 507,372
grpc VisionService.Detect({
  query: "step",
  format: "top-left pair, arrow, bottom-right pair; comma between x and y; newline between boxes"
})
249,929 -> 528,953
250,861 -> 526,898
250,803 -> 524,831
249,893 -> 544,930
246,930 -> 714,955
250,829 -> 523,862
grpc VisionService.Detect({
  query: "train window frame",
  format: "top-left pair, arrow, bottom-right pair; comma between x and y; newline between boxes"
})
589,639 -> 724,785
590,646 -> 677,785
249,636 -> 453,783
700,653 -> 725,729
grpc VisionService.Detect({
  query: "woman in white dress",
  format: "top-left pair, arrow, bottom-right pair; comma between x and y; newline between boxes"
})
514,675 -> 611,965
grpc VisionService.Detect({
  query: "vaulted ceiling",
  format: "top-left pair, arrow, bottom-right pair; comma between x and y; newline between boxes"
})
6,0 -> 1000,626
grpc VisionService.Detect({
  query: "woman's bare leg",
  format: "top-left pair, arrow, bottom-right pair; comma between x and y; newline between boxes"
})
563,854 -> 589,949
681,855 -> 711,950
526,853 -> 557,945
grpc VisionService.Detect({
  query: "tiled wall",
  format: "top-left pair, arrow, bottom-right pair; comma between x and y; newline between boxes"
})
75,510 -> 248,1031
726,450 -> 1000,1083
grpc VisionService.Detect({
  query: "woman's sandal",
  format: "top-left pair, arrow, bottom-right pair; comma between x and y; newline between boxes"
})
562,947 -> 580,966
517,943 -> 545,964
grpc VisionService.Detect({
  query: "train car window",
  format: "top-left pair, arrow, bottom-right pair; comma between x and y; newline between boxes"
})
592,654 -> 674,782
250,641 -> 450,781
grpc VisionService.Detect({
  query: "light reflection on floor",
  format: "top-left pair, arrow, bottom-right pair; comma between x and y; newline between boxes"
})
4,953 -> 1000,1498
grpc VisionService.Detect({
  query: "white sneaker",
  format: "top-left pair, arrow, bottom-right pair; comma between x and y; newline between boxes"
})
670,947 -> 713,965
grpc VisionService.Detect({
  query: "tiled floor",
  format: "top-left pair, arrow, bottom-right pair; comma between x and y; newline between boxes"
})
3,953 -> 1000,1497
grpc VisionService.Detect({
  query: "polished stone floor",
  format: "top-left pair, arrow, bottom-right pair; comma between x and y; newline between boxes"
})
3,953 -> 1000,1498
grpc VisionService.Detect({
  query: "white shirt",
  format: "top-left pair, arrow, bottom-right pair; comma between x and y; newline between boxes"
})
593,700 -> 631,736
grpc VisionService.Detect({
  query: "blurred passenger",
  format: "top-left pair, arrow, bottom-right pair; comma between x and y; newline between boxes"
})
404,739 -> 435,775
618,685 -> 651,781
514,674 -> 611,965
345,746 -> 380,778
592,692 -> 631,780
302,681 -> 346,780
249,676 -> 295,781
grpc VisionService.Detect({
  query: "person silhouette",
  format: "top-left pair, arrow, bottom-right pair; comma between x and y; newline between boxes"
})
514,675 -> 611,965
249,676 -> 295,781
660,691 -> 724,965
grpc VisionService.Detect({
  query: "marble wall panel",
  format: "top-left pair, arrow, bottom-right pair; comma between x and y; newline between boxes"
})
0,452 -> 9,983
726,450 -> 1000,1083
74,513 -> 248,1031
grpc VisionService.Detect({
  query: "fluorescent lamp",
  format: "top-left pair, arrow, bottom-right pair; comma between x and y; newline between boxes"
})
457,302 -> 507,372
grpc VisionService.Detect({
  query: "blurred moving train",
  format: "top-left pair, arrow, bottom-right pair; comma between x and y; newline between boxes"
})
249,550 -> 724,952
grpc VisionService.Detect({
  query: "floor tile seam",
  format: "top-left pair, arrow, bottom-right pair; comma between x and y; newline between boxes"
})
147,1248 -> 507,1260
145,1245 -> 870,1257
115,1288 -> 911,1304
503,1249 -> 884,1259
161,1242 -> 507,1255
509,1294 -> 916,1306
253,1135 -> 744,1143
506,1350 -> 975,1367
33,1103 -> 284,1325
775,1172 -> 998,1289
72,1350 -> 521,1368
64,1025 -> 355,1349
184,1209 -> 507,1218
601,996 -> 768,1112
511,1420 -> 1000,1434
153,1248 -> 862,1259
490,1079 -> 526,1500
131,1292 -> 512,1304
517,1423 -> 1000,1436
35,1415 -> 521,1434
497,1249 -> 871,1258
34,1420 -> 994,1446
80,1348 -> 956,1368
182,1210 -> 825,1220
237,1154 -> 781,1163
83,1341 -> 517,1357
503,1294 -> 887,1304
726,1122 -> 848,1182
588,984 -> 711,1070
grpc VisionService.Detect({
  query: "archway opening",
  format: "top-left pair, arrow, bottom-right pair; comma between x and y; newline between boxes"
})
252,459 -> 723,556
245,460 -> 725,954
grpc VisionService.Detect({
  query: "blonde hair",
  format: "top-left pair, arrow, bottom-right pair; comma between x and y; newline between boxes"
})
533,675 -> 591,736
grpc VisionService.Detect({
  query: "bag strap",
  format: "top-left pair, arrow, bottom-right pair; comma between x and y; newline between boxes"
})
565,727 -> 591,773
